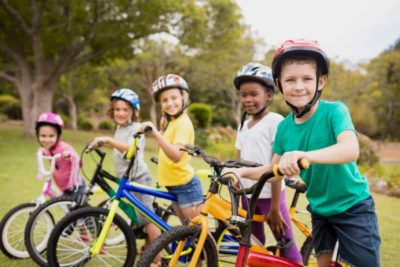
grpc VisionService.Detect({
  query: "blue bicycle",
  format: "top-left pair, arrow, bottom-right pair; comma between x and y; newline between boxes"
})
47,130 -> 182,266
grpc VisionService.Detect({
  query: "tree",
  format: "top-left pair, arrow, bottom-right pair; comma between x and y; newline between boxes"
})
0,0 -> 207,136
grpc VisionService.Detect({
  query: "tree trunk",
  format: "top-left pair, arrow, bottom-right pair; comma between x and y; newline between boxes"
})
66,95 -> 78,130
17,80 -> 55,137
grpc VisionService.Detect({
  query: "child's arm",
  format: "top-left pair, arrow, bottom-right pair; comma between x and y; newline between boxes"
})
141,122 -> 184,163
279,130 -> 359,176
89,137 -> 129,153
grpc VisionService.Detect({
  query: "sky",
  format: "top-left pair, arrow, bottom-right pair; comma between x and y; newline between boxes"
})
236,0 -> 400,64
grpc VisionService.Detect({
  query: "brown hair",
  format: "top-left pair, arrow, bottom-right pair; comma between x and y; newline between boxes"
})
107,99 -> 139,122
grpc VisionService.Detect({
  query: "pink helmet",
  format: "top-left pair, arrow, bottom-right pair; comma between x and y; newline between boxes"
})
35,112 -> 64,135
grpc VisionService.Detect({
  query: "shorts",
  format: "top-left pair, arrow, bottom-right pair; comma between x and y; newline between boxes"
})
131,172 -> 155,226
309,196 -> 380,266
166,176 -> 203,209
63,181 -> 86,201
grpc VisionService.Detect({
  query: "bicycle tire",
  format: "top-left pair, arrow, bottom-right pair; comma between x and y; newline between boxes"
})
137,225 -> 218,267
24,196 -> 81,266
47,206 -> 136,267
0,202 -> 37,259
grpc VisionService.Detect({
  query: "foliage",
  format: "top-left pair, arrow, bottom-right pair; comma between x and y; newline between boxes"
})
188,102 -> 212,129
357,134 -> 380,166
98,120 -> 114,131
194,128 -> 209,148
0,94 -> 21,119
77,116 -> 93,131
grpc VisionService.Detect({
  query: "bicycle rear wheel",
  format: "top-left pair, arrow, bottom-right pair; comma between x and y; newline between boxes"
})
24,196 -> 81,266
0,202 -> 37,258
137,225 -> 218,267
47,206 -> 136,267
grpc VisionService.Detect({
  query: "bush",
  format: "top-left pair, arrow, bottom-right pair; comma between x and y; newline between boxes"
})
194,128 -> 208,148
358,134 -> 379,166
98,120 -> 114,131
77,116 -> 93,131
0,94 -> 21,119
188,103 -> 212,129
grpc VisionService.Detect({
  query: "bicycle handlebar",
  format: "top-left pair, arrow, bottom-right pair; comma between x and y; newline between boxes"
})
36,150 -> 61,179
181,144 -> 261,171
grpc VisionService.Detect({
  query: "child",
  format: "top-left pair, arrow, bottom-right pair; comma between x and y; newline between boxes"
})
140,74 -> 203,223
228,39 -> 381,267
88,88 -> 161,251
233,62 -> 302,264
35,112 -> 85,199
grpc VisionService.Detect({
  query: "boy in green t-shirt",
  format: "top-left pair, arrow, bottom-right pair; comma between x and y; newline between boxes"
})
227,39 -> 380,267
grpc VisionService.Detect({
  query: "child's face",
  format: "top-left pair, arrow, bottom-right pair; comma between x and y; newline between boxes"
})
280,60 -> 326,110
38,125 -> 58,150
113,100 -> 133,125
239,82 -> 272,116
159,88 -> 183,116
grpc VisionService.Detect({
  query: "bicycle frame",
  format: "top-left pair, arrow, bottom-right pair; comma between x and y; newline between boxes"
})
90,132 -> 179,255
34,152 -> 62,205
233,162 -> 309,267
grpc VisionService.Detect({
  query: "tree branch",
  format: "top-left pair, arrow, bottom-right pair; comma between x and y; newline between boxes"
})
0,0 -> 32,36
0,70 -> 17,84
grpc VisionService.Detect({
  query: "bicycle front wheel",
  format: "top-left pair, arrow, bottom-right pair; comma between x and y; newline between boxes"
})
137,225 -> 218,267
0,202 -> 37,258
47,206 -> 136,267
24,196 -> 80,266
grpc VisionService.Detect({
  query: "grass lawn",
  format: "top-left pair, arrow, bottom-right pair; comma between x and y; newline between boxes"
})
0,125 -> 399,266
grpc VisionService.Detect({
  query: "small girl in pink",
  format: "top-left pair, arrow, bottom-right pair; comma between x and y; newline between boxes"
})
35,112 -> 85,198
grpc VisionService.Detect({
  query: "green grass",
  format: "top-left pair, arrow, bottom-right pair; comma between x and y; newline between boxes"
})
0,125 -> 399,266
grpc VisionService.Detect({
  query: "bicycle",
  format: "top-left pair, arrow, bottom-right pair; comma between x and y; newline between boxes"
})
137,145 -> 281,267
47,133 -> 264,267
23,145 -> 173,266
0,151 -> 62,259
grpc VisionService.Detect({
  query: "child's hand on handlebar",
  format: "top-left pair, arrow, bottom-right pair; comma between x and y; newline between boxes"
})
140,122 -> 156,137
278,151 -> 310,177
88,137 -> 109,150
221,168 -> 241,188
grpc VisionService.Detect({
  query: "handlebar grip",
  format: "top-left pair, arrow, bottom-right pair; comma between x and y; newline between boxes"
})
272,158 -> 310,179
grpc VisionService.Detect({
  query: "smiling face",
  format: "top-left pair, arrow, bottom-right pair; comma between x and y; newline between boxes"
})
38,125 -> 59,150
159,88 -> 184,116
239,82 -> 273,116
113,100 -> 133,126
280,60 -> 326,111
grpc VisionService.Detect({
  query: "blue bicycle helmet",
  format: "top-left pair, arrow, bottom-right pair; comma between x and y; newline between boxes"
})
111,88 -> 141,110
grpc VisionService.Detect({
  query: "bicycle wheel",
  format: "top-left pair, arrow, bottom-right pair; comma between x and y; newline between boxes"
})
24,196 -> 80,266
0,202 -> 37,258
213,219 -> 240,265
137,225 -> 218,267
47,206 -> 136,267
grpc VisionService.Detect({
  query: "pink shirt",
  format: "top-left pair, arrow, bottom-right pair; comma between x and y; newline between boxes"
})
44,141 -> 82,191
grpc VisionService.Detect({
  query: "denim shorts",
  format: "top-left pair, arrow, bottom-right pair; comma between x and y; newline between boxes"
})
63,181 -> 86,201
166,176 -> 203,209
308,196 -> 381,267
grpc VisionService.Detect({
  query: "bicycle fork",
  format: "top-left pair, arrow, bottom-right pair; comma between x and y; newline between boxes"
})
89,199 -> 120,255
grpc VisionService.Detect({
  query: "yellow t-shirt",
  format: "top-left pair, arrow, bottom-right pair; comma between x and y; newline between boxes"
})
158,113 -> 194,186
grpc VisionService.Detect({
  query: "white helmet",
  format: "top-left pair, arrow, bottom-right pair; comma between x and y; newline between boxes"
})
233,62 -> 275,92
151,74 -> 189,101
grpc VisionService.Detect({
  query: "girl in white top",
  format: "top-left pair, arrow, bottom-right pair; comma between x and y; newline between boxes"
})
234,63 -> 302,263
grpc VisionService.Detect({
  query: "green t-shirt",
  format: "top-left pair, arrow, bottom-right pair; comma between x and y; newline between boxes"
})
273,100 -> 370,216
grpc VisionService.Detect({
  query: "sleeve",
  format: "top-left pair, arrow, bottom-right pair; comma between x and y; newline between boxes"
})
235,125 -> 242,150
62,143 -> 82,189
172,118 -> 194,145
272,121 -> 284,156
331,102 -> 356,138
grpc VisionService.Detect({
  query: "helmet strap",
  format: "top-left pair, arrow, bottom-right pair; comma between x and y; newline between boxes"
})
283,72 -> 322,118
239,112 -> 247,131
